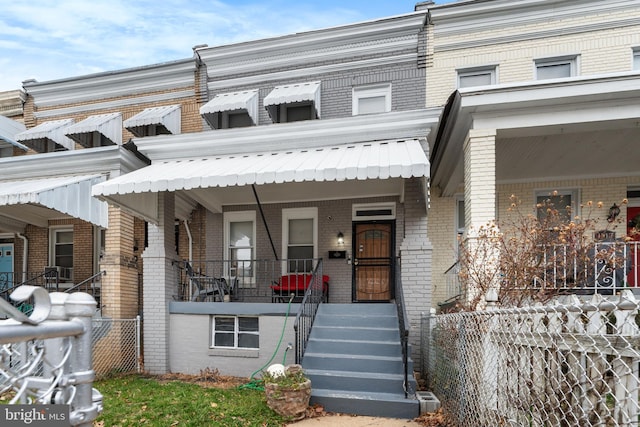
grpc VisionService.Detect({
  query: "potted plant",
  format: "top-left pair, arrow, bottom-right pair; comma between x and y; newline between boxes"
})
263,364 -> 311,421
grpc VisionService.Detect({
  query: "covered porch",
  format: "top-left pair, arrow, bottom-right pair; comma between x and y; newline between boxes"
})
93,109 -> 439,375
430,72 -> 640,306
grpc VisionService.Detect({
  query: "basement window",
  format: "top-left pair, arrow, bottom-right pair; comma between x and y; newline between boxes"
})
212,316 -> 259,349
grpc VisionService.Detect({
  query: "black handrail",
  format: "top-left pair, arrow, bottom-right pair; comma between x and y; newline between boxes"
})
64,270 -> 105,295
293,259 -> 324,364
394,258 -> 412,397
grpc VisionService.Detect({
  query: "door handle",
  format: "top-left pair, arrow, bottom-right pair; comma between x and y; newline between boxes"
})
353,259 -> 359,266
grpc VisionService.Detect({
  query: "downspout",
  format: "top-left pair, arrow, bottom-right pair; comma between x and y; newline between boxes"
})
17,233 -> 27,281
183,220 -> 193,262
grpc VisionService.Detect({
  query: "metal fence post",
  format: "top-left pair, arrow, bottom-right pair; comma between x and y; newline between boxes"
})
136,315 -> 141,373
65,293 -> 100,427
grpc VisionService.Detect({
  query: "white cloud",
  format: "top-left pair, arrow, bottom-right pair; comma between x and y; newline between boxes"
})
0,0 -> 417,91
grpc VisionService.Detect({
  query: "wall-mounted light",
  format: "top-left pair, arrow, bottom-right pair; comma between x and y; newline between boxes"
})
607,203 -> 621,223
337,231 -> 344,245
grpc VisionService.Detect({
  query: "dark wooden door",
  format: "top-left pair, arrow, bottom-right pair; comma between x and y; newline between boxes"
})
353,223 -> 393,302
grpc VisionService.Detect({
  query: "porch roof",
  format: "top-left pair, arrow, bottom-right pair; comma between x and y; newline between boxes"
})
93,138 -> 429,224
0,174 -> 108,233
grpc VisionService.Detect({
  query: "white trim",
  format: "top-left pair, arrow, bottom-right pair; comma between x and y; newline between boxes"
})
534,55 -> 579,80
49,226 -> 74,281
211,316 -> 259,350
633,47 -> 640,71
534,188 -> 580,221
352,84 -> 392,116
456,65 -> 497,89
352,202 -> 396,221
281,207 -> 318,275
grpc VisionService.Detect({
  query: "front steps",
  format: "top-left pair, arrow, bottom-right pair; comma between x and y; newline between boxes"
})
302,303 -> 419,419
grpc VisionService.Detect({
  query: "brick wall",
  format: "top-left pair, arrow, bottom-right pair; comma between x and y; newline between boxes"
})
426,9 -> 640,107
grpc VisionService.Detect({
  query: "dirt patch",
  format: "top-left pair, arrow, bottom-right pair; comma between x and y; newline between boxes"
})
151,368 -> 248,389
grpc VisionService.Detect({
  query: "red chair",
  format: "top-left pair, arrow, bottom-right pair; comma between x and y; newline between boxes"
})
270,274 -> 329,302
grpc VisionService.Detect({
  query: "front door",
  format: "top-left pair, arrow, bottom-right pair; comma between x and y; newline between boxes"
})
0,244 -> 14,293
353,222 -> 394,302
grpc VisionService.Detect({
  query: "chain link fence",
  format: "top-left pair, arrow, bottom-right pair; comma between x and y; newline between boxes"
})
423,291 -> 640,426
92,316 -> 141,378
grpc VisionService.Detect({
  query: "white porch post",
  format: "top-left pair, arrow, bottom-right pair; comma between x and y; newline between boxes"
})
400,177 -> 432,368
463,129 -> 498,304
141,192 -> 178,374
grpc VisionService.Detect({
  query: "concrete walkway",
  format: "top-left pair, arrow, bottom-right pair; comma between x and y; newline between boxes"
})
290,414 -> 421,426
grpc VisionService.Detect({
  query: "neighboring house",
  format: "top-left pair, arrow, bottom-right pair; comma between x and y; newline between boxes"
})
1,58 -> 202,321
93,9 -> 437,417
425,0 -> 640,308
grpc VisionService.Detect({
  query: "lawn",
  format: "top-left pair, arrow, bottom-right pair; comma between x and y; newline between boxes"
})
94,372 -> 289,427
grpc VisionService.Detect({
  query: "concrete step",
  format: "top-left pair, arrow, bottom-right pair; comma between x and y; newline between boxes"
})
319,303 -> 397,316
313,313 -> 398,329
311,388 -> 419,419
310,325 -> 400,341
305,369 -> 407,394
305,337 -> 401,357
303,352 -> 406,374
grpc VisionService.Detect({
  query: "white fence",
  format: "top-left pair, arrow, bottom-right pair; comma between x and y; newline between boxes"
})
426,290 -> 640,426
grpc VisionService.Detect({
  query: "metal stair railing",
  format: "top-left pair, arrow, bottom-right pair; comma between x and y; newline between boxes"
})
293,259 -> 324,364
394,258 -> 412,397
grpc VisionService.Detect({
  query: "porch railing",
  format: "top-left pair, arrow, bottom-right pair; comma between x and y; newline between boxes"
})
174,258 -> 324,303
394,258 -> 412,397
293,259 -> 324,364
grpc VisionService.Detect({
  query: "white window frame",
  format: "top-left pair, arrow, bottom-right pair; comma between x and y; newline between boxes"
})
211,316 -> 259,350
534,188 -> 580,224
534,55 -> 578,80
282,207 -> 318,275
456,66 -> 497,89
352,202 -> 396,221
49,226 -> 74,281
352,84 -> 391,116
633,48 -> 640,71
455,195 -> 465,238
223,211 -> 257,284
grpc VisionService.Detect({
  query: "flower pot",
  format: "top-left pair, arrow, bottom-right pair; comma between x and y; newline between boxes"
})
264,378 -> 312,420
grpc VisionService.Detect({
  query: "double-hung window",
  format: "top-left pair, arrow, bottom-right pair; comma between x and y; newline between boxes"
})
224,211 -> 256,284
633,48 -> 640,71
282,208 -> 317,274
352,84 -> 391,115
535,189 -> 579,226
535,56 -> 578,80
457,66 -> 496,89
212,316 -> 259,349
50,227 -> 73,281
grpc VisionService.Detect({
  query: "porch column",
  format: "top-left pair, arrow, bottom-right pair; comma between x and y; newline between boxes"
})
463,129 -> 499,304
463,128 -> 497,231
400,177 -> 432,370
100,206 -> 139,318
141,192 -> 178,374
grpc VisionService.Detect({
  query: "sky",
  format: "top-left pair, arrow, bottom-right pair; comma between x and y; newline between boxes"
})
0,0 -> 447,92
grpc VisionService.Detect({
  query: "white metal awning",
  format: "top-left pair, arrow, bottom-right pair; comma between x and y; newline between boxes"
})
65,112 -> 122,147
264,81 -> 321,120
124,105 -> 181,137
15,119 -> 76,152
93,139 -> 428,223
0,174 -> 108,233
200,90 -> 259,129
0,115 -> 28,152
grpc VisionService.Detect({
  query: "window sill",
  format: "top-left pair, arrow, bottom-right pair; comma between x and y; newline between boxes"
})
208,348 -> 259,358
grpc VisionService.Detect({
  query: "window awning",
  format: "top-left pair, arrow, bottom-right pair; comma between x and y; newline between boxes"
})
15,119 -> 76,152
65,112 -> 122,147
93,139 -> 428,223
200,90 -> 259,129
264,81 -> 321,120
0,115 -> 28,152
0,174 -> 108,232
124,105 -> 181,137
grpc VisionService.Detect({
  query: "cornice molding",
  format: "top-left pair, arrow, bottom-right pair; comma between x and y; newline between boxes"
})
429,0 -> 637,38
434,17 -> 640,52
0,146 -> 147,180
207,53 -> 417,92
24,59 -> 196,108
33,90 -> 194,119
